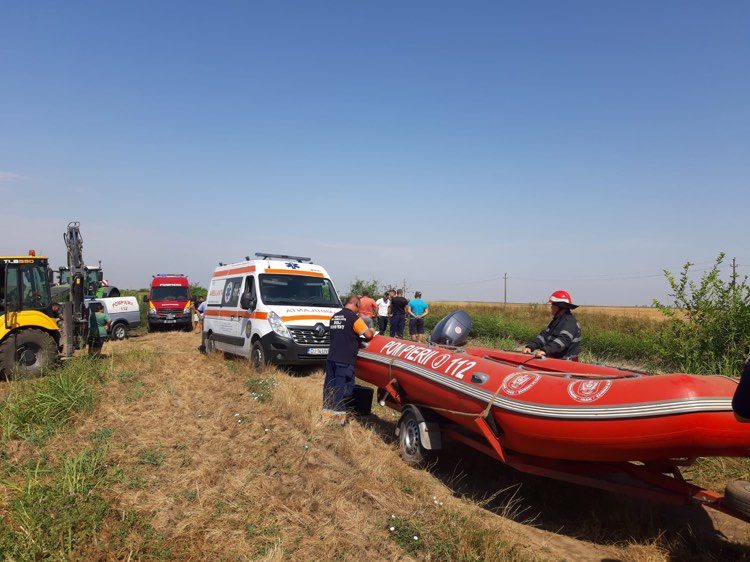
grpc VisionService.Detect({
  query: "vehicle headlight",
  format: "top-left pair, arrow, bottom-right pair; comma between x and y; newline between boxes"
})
183,305 -> 192,313
149,306 -> 156,315
268,311 -> 291,339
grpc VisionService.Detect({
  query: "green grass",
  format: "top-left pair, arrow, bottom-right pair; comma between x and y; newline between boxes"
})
385,510 -> 530,561
0,357 -> 105,444
137,447 -> 166,467
0,444 -> 112,558
426,304 -> 662,369
245,376 -> 277,403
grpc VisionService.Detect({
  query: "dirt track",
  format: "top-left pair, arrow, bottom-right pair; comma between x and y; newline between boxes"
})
12,331 -> 750,560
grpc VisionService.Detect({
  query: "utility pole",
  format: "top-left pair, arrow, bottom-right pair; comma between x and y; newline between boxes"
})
731,257 -> 737,293
503,273 -> 508,304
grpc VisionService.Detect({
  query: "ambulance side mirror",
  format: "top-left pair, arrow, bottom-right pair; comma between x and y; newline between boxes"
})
240,292 -> 256,310
142,294 -> 149,303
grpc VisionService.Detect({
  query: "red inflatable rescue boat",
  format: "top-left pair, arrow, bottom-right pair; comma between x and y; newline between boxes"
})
355,311 -> 750,522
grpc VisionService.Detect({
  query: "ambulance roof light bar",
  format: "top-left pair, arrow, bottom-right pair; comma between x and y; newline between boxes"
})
153,273 -> 186,277
254,252 -> 311,263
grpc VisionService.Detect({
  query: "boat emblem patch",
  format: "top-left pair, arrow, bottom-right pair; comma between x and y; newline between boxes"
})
567,379 -> 612,403
501,373 -> 541,396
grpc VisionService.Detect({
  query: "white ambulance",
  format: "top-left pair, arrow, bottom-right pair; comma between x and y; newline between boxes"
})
203,253 -> 342,367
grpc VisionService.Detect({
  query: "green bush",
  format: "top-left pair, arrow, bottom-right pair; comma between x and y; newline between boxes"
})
654,254 -> 750,375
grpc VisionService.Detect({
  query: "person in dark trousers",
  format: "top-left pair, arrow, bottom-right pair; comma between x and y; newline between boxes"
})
87,302 -> 111,356
732,356 -> 750,420
323,294 -> 375,421
375,291 -> 390,334
524,290 -> 581,360
389,289 -> 408,339
406,291 -> 429,343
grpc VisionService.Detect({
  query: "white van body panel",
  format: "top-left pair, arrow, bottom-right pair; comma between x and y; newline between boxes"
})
203,258 -> 341,364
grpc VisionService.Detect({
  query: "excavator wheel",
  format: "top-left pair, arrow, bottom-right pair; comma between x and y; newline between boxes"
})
0,329 -> 58,379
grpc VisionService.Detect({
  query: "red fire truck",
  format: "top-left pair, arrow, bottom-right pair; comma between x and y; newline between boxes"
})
143,274 -> 192,332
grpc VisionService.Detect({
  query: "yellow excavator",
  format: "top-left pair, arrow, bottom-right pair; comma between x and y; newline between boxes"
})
1,223 -> 93,377
0,251 -> 61,377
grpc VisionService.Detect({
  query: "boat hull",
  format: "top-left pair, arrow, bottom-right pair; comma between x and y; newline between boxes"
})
356,336 -> 750,462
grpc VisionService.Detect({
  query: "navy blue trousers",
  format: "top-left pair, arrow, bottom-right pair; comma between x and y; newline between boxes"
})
323,360 -> 355,412
390,313 -> 405,338
732,360 -> 750,419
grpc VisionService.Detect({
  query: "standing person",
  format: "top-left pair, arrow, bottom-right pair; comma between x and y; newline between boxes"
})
193,296 -> 205,333
523,290 -> 581,360
87,302 -> 111,356
389,289 -> 408,339
95,280 -> 109,298
323,295 -> 375,421
375,291 -> 391,334
197,297 -> 207,332
406,291 -> 429,343
358,290 -> 377,329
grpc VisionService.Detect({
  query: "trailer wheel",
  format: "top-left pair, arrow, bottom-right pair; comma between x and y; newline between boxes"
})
250,341 -> 267,370
111,323 -> 128,341
725,480 -> 750,517
399,409 -> 430,467
0,329 -> 58,379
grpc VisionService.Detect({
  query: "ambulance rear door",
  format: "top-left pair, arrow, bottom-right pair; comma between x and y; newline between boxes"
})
206,273 -> 244,354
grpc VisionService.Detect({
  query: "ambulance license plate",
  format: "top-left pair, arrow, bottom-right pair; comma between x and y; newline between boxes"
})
164,319 -> 176,324
307,347 -> 328,355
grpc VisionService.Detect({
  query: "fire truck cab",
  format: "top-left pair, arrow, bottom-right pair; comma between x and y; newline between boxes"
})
144,274 -> 192,332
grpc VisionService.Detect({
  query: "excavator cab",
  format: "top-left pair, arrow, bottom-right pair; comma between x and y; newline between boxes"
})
0,253 -> 61,377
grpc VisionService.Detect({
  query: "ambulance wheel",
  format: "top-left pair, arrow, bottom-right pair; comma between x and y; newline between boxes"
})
0,329 -> 58,379
111,323 -> 128,341
725,480 -> 750,518
204,334 -> 217,355
250,341 -> 267,370
398,409 -> 430,467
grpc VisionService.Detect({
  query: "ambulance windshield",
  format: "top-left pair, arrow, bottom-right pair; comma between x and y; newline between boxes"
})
259,274 -> 341,308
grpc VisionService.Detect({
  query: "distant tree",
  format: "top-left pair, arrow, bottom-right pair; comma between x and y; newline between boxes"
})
190,282 -> 208,301
349,278 -> 381,298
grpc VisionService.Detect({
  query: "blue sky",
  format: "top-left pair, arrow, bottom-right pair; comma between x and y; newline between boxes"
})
2,1 -> 748,305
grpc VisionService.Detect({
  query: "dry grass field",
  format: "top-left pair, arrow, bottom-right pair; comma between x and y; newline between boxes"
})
2,332 -> 750,560
433,301 -> 666,321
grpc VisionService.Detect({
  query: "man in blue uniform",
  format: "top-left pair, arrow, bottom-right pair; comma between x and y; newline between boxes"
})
323,294 -> 375,421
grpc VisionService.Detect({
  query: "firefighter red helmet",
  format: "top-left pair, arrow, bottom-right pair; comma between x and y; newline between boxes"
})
548,290 -> 578,309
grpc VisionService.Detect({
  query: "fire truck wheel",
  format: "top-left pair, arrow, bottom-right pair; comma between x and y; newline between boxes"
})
398,409 -> 430,467
250,341 -> 267,370
725,480 -> 750,518
0,329 -> 58,379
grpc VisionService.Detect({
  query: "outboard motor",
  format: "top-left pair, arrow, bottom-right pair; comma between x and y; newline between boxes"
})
429,311 -> 472,346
